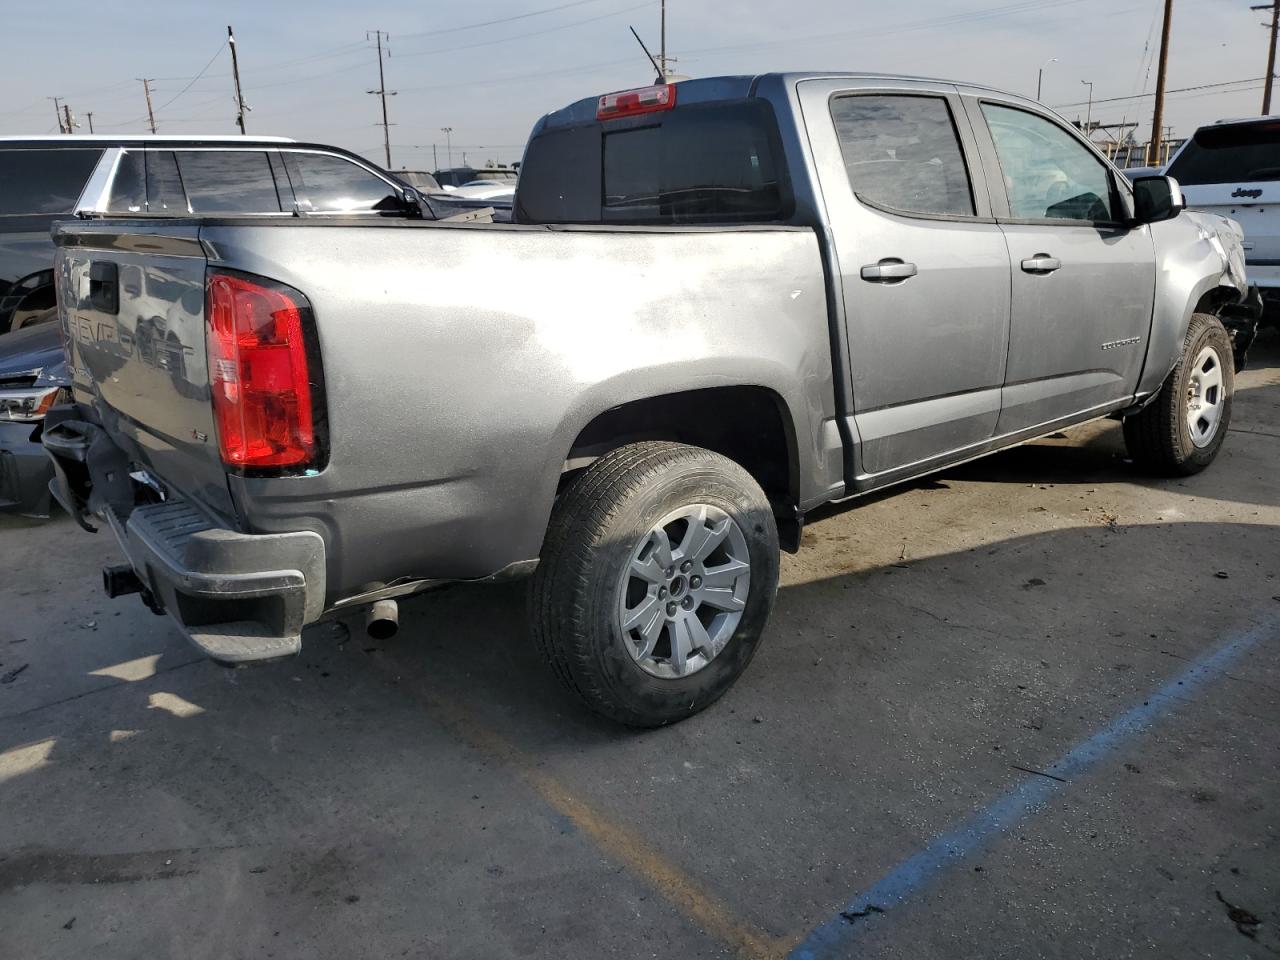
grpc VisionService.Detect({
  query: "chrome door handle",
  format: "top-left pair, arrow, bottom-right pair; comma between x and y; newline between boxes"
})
860,259 -> 918,282
1020,255 -> 1062,274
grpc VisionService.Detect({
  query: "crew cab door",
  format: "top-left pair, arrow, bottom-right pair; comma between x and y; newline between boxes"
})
798,80 -> 1011,483
964,98 -> 1155,433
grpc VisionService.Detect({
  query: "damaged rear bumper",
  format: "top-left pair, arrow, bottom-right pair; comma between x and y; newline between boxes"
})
42,408 -> 325,664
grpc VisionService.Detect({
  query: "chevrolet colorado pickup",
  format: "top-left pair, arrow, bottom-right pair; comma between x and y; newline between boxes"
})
44,73 -> 1260,726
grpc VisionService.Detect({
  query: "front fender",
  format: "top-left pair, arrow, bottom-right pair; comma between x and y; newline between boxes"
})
1137,212 -> 1252,397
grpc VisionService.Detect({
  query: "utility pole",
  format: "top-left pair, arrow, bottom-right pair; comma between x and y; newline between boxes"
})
1253,2 -> 1280,114
366,30 -> 396,169
432,143 -> 438,170
138,78 -> 157,134
441,127 -> 453,168
1149,0 -> 1173,164
49,97 -> 65,134
660,0 -> 667,80
228,25 -> 249,134
1036,56 -> 1058,101
1081,80 -> 1094,137
86,111 -> 95,134
62,104 -> 76,135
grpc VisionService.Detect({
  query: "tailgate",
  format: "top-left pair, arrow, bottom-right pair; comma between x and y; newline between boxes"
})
1180,183 -> 1280,274
55,220 -> 234,518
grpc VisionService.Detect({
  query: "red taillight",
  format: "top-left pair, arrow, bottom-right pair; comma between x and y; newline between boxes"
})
596,83 -> 676,120
205,271 -> 319,471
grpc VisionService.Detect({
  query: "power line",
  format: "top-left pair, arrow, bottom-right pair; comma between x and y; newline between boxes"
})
152,41 -> 227,116
398,0 -> 609,39
394,0 -> 650,59
678,0 -> 1095,62
1053,76 -> 1265,108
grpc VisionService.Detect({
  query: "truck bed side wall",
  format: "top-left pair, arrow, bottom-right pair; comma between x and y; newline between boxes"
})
199,221 -> 839,600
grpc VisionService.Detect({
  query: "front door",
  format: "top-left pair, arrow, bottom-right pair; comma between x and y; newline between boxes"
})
799,82 -> 1012,484
969,100 -> 1156,434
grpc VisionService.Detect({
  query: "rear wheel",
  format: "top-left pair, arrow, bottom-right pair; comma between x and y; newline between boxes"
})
531,442 -> 779,727
1123,312 -> 1234,476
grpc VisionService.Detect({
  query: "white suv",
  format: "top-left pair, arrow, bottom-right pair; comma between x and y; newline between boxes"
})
1166,117 -> 1280,318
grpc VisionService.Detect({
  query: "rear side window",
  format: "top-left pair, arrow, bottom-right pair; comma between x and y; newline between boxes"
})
175,151 -> 283,213
0,148 -> 103,215
518,99 -> 790,224
147,151 -> 189,213
1167,122 -> 1280,185
284,153 -> 401,213
830,95 -> 974,217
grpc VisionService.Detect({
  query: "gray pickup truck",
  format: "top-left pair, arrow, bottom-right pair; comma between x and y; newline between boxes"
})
44,73 -> 1258,727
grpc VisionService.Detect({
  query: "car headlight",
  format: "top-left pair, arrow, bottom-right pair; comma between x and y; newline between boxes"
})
0,385 -> 63,423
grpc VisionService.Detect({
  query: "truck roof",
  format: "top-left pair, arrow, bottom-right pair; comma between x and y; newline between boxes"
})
0,134 -> 296,143
537,71 -> 1016,129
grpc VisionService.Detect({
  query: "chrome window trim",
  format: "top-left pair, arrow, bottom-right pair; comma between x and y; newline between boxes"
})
73,147 -> 124,216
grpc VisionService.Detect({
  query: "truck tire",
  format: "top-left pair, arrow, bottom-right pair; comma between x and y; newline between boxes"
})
531,441 -> 779,727
1123,312 -> 1234,476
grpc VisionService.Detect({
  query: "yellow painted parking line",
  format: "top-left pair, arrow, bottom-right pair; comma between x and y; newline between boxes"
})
379,666 -> 786,959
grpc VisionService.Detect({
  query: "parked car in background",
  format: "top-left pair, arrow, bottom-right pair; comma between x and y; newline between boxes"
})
433,165 -> 518,189
45,74 -> 1258,726
1121,165 -> 1163,181
0,134 -> 464,337
0,322 -> 63,517
396,170 -> 442,192
1165,117 -> 1280,320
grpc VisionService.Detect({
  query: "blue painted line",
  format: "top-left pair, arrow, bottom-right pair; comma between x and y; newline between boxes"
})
789,618 -> 1275,960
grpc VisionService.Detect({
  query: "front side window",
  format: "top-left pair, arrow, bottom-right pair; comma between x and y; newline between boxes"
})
175,151 -> 283,213
0,148 -> 104,215
830,94 -> 975,217
285,153 -> 401,213
982,103 -> 1115,222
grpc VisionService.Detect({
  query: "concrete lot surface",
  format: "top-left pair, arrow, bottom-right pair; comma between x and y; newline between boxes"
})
1,335 -> 1277,959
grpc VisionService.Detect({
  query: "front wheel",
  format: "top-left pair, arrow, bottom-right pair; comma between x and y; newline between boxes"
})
531,442 -> 779,727
1123,312 -> 1235,476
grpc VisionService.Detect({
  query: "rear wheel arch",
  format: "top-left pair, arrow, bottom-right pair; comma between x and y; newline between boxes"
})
560,386 -> 802,546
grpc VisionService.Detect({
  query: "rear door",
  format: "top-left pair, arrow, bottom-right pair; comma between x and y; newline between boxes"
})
797,80 -> 1011,482
967,98 -> 1155,433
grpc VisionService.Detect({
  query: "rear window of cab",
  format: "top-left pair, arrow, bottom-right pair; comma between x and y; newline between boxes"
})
516,99 -> 792,225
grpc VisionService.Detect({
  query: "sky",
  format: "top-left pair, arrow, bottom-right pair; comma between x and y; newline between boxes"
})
0,0 -> 1270,170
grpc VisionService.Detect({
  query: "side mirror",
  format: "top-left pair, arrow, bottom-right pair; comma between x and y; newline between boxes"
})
1132,175 -> 1185,225
399,188 -> 425,219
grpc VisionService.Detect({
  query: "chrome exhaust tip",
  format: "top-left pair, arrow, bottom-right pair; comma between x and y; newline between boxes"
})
366,598 -> 399,640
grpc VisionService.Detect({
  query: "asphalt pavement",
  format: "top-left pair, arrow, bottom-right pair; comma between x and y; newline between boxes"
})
1,334 -> 1277,960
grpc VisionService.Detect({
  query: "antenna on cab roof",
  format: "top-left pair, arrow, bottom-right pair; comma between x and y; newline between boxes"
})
628,26 -> 663,85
